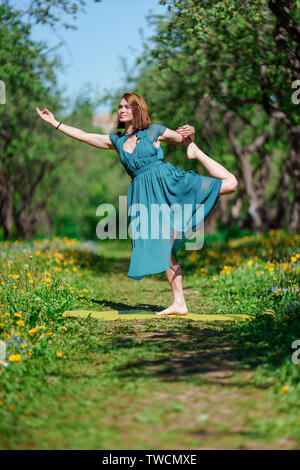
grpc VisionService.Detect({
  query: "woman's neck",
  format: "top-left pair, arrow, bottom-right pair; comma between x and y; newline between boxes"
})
125,121 -> 135,135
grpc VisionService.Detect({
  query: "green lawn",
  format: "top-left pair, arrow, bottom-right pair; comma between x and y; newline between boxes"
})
0,231 -> 299,449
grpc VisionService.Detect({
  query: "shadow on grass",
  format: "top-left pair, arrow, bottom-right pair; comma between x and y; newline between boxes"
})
90,298 -> 163,312
67,320 -> 275,389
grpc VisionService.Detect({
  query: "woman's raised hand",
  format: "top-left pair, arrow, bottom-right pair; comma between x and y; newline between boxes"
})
176,124 -> 195,142
35,107 -> 56,126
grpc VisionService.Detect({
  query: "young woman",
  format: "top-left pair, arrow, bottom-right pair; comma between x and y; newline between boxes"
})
35,92 -> 238,316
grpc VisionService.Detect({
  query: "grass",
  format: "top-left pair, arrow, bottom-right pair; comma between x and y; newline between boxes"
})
0,230 -> 299,449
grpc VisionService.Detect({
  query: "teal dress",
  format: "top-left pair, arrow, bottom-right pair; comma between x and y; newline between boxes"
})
109,123 -> 222,280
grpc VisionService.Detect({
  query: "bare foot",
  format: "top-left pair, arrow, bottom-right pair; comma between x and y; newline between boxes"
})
156,303 -> 188,316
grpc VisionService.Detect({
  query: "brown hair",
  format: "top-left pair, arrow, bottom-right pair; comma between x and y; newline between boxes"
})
117,92 -> 152,131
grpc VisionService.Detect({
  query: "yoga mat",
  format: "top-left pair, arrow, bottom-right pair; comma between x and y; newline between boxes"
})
62,309 -> 252,322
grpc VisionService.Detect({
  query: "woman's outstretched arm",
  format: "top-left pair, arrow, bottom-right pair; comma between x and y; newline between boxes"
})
185,136 -> 238,195
35,107 -> 115,150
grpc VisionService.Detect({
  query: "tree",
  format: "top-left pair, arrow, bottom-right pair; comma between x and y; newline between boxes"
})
0,1 -> 105,239
118,0 -> 300,231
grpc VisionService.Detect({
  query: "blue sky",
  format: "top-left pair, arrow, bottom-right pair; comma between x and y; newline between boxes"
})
23,0 -> 168,113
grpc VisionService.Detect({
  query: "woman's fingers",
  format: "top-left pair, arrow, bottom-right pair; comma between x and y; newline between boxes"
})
176,125 -> 195,135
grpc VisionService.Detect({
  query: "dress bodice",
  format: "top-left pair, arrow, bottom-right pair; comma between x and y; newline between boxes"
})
109,123 -> 167,179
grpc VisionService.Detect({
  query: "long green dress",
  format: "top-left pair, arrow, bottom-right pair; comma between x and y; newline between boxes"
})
109,123 -> 222,280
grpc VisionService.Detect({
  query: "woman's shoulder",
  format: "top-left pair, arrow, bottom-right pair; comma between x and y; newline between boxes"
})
147,122 -> 167,142
109,130 -> 125,150
110,130 -> 124,138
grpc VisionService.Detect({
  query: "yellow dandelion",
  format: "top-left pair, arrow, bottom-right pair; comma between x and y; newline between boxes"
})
56,351 -> 63,358
8,354 -> 22,362
46,332 -> 53,336
14,312 -> 22,317
16,320 -> 25,327
282,385 -> 289,394
28,328 -> 37,335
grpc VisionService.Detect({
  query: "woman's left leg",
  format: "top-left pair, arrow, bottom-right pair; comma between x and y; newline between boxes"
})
156,231 -> 188,315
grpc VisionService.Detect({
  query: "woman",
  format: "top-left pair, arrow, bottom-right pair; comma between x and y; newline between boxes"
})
35,92 -> 238,316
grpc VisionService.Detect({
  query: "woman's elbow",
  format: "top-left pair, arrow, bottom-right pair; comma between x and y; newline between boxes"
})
220,175 -> 238,195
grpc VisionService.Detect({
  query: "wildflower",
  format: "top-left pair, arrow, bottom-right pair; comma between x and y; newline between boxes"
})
9,405 -> 16,412
14,312 -> 22,317
282,385 -> 290,394
28,328 -> 37,335
56,351 -> 63,358
16,320 -> 25,327
8,354 -> 22,362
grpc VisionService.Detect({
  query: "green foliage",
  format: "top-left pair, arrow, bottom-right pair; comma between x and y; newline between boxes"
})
0,2 -> 125,241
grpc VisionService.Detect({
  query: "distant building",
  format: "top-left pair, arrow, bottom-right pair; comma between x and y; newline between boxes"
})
92,113 -> 117,133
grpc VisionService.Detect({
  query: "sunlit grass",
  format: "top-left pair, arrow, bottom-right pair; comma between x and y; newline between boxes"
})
0,230 -> 299,449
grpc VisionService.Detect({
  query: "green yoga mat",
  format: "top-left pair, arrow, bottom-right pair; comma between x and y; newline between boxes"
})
62,309 -> 252,322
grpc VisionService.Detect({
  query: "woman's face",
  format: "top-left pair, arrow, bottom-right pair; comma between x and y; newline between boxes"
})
118,98 -> 134,124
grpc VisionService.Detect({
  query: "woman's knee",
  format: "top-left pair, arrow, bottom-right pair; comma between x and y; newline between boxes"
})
170,262 -> 182,276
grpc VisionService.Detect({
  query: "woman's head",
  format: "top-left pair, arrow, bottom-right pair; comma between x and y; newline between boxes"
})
117,93 -> 152,130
